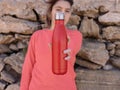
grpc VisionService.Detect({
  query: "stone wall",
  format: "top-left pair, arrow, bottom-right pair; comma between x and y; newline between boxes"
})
0,0 -> 120,90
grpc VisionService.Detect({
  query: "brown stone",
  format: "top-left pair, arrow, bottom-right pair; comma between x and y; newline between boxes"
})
15,34 -> 30,41
68,15 -> 81,25
102,63 -> 115,70
67,25 -> 78,30
77,39 -> 109,66
0,58 -> 5,72
0,45 -> 11,54
99,12 -> 120,25
31,0 -> 49,22
16,52 -> 25,62
17,41 -> 27,49
76,58 -> 102,70
102,26 -> 120,41
115,49 -> 120,57
106,43 -> 116,50
99,5 -> 109,14
9,44 -> 18,51
4,53 -> 24,74
0,81 -> 6,90
0,16 -> 38,34
109,49 -> 115,56
76,69 -> 120,90
1,71 -> 16,83
0,0 -> 36,21
0,54 -> 7,59
73,0 -> 99,18
110,57 -> 120,69
41,24 -> 48,29
114,41 -> 120,49
73,0 -> 118,18
0,34 -> 15,44
5,83 -> 19,90
79,17 -> 100,39
106,43 -> 116,56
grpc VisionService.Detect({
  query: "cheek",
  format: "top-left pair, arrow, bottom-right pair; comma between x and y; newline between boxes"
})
51,11 -> 55,19
51,10 -> 56,22
65,14 -> 71,24
51,8 -> 56,19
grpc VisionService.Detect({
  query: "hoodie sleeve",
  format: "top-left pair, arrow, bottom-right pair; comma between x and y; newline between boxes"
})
74,30 -> 83,54
77,31 -> 83,53
20,33 -> 36,90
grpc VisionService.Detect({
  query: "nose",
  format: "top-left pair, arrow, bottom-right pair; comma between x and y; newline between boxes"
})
59,9 -> 66,14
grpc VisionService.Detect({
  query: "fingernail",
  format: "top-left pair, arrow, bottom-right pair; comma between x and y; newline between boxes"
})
63,50 -> 67,54
69,49 -> 71,52
63,50 -> 66,54
65,56 -> 70,60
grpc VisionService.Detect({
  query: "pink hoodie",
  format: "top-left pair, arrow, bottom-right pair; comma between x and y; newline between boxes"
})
20,29 -> 82,90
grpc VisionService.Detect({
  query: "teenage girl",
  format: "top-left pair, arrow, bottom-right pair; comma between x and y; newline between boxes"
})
20,0 -> 82,90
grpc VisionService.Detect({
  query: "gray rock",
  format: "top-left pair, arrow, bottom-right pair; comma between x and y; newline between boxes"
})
0,58 -> 5,72
5,83 -> 19,90
73,0 -> 99,18
114,41 -> 120,49
0,16 -> 38,34
17,41 -> 27,49
102,26 -> 120,41
76,69 -> 120,90
0,81 -> 6,90
68,15 -> 81,25
9,44 -> 18,51
0,54 -> 8,60
0,34 -> 15,44
41,24 -> 48,29
115,49 -> 120,56
15,34 -> 30,41
99,12 -> 120,25
67,25 -> 78,30
102,64 -> 115,70
110,57 -> 120,69
106,43 -> 116,50
109,49 -> 115,56
0,45 -> 11,54
76,58 -> 102,70
106,43 -> 116,56
77,39 -> 109,66
1,71 -> 16,83
31,0 -> 49,22
16,52 -> 25,62
79,17 -> 100,39
4,53 -> 23,74
73,0 -> 119,18
0,0 -> 36,21
99,5 -> 109,14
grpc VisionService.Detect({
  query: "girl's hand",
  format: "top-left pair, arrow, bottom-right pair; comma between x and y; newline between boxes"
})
63,48 -> 71,61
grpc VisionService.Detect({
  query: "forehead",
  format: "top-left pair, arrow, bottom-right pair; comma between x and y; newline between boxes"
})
53,0 -> 71,9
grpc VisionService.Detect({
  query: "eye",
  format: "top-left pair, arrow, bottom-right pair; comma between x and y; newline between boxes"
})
56,8 -> 62,12
65,10 -> 71,13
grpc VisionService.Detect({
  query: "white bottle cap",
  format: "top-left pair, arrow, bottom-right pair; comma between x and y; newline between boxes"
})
55,12 -> 64,20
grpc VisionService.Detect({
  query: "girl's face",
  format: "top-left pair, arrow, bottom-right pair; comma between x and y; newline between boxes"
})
51,0 -> 72,26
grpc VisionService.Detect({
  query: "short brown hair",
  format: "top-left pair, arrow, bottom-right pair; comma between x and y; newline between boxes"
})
46,0 -> 73,28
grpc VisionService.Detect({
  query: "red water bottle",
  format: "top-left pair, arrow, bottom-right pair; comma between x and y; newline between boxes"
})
52,12 -> 68,75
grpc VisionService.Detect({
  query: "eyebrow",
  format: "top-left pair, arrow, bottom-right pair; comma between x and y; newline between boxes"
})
55,6 -> 71,10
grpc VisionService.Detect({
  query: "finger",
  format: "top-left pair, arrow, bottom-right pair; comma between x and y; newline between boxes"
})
63,48 -> 71,54
64,55 -> 71,61
67,35 -> 70,45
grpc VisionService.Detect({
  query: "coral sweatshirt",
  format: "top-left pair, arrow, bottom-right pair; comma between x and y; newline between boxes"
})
20,28 -> 82,90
